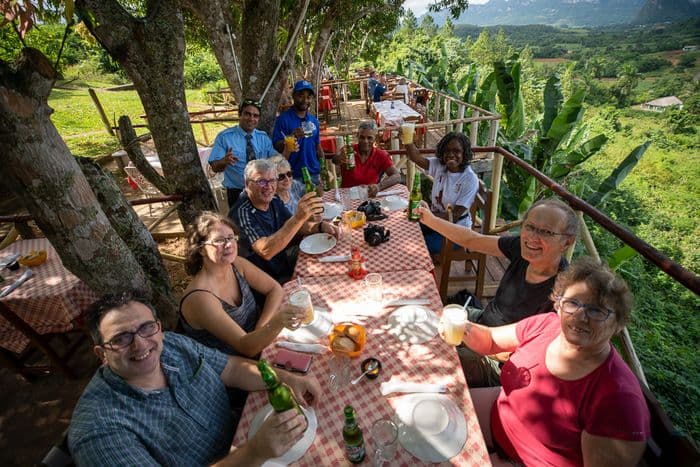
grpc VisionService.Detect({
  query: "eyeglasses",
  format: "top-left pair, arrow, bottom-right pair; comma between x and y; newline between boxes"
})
522,222 -> 569,239
101,320 -> 161,350
250,178 -> 277,188
241,98 -> 261,109
277,171 -> 293,181
558,297 -> 615,322
201,235 -> 238,248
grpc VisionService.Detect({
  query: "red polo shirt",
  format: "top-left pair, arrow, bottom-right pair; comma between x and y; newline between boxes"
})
340,145 -> 393,187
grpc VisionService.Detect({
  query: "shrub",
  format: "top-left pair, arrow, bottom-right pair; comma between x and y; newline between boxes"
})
184,46 -> 224,88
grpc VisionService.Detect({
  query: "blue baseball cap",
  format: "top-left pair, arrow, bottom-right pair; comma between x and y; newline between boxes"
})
293,80 -> 315,95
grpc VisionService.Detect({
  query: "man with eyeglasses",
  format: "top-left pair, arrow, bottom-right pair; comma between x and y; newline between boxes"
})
417,198 -> 578,386
230,159 -> 337,283
209,98 -> 296,207
69,291 -> 320,466
272,80 -> 325,184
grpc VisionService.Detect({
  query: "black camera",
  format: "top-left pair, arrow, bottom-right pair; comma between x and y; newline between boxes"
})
357,200 -> 387,221
364,223 -> 390,247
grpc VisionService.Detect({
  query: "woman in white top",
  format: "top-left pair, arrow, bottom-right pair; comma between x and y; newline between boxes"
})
406,132 -> 479,254
393,77 -> 410,104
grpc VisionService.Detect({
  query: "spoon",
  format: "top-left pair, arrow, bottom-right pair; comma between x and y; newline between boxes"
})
351,360 -> 378,385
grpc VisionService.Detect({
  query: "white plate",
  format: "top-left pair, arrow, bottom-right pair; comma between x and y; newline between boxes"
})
323,202 -> 343,220
386,305 -> 439,344
394,394 -> 467,463
299,233 -> 337,255
279,309 -> 333,344
381,195 -> 408,211
249,405 -> 317,466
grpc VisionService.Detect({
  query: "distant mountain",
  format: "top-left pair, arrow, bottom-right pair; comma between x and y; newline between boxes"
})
426,0 -> 647,27
633,0 -> 700,24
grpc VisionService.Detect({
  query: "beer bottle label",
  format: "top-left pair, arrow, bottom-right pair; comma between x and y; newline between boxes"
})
408,200 -> 421,221
345,443 -> 366,463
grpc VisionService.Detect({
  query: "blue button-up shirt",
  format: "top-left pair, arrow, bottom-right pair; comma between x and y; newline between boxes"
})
209,126 -> 278,190
68,332 -> 233,466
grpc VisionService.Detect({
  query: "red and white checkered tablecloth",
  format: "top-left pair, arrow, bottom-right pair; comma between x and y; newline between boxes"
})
0,239 -> 97,353
294,187 -> 434,278
233,270 -> 490,466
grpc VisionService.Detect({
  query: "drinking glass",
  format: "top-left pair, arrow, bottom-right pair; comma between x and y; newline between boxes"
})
284,134 -> 297,152
399,122 -> 415,145
371,418 -> 398,466
288,288 -> 315,326
364,273 -> 383,303
440,304 -> 468,346
329,352 -> 351,391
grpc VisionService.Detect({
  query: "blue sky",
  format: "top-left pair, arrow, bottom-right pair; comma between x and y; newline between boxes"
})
405,0 -> 490,17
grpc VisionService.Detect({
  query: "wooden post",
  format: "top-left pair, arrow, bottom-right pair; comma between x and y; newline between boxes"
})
487,120 -> 501,232
199,122 -> 210,146
444,97 -> 451,134
88,88 -> 115,136
470,111 -> 480,146
434,94 -> 441,122
456,104 -> 466,134
576,211 -> 599,262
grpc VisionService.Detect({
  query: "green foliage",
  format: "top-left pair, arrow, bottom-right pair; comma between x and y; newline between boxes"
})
183,45 -> 224,89
587,141 -> 651,207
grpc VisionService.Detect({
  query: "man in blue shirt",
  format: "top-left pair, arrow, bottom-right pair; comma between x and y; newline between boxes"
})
209,98 -> 295,206
69,291 -> 320,466
272,81 -> 324,184
230,159 -> 337,283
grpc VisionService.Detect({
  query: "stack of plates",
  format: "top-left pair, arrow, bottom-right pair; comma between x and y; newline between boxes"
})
394,394 -> 468,462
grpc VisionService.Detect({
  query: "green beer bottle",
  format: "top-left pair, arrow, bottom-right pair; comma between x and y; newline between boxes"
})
301,166 -> 315,194
342,405 -> 366,464
408,172 -> 422,222
318,154 -> 332,191
344,135 -> 355,170
257,359 -> 304,417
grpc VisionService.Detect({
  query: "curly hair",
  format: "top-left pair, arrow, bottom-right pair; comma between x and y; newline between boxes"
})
551,256 -> 634,327
86,290 -> 157,345
435,132 -> 472,171
184,211 -> 238,276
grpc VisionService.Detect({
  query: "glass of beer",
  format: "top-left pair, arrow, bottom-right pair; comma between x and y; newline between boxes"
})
284,134 -> 297,152
289,288 -> 315,326
440,304 -> 468,346
399,122 -> 415,145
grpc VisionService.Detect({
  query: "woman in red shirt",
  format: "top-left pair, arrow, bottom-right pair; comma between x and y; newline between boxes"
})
333,120 -> 401,197
456,257 -> 650,466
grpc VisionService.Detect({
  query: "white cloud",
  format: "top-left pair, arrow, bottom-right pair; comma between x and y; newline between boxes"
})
405,0 -> 490,17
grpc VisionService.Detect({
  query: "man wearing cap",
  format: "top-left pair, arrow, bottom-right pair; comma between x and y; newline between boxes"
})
209,98 -> 295,206
272,80 -> 325,184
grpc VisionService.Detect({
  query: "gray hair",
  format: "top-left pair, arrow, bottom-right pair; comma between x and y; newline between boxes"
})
358,120 -> 377,132
269,154 -> 291,172
244,159 -> 276,181
523,198 -> 579,237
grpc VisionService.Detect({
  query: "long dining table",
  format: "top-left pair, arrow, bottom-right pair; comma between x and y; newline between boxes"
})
232,187 -> 491,466
0,238 -> 97,354
293,186 -> 435,278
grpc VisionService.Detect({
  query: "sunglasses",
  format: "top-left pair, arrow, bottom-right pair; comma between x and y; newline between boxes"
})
277,171 -> 293,181
241,98 -> 261,110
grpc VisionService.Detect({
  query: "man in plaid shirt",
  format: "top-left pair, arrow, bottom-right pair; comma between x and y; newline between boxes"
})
69,291 -> 320,465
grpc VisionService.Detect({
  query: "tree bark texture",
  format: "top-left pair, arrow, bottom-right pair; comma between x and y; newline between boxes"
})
76,0 -> 216,226
0,48 -> 150,299
77,158 -> 178,328
118,115 -> 172,195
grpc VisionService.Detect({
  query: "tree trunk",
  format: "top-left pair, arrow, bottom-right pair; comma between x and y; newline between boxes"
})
77,158 -> 178,328
0,48 -> 150,299
118,116 -> 172,195
77,0 -> 216,226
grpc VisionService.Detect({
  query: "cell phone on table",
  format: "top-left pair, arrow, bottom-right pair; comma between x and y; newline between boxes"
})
273,349 -> 313,374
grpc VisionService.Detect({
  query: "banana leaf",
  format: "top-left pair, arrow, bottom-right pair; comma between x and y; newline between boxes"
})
548,134 -> 608,179
518,176 -> 536,216
542,75 -> 563,135
587,141 -> 651,207
608,245 -> 638,271
475,71 -> 497,112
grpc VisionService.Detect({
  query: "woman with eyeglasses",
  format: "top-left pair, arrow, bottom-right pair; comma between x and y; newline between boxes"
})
463,257 -> 650,466
270,155 -> 305,214
179,212 -> 304,359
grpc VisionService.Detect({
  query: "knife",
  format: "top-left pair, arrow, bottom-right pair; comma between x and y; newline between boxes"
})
0,268 -> 33,298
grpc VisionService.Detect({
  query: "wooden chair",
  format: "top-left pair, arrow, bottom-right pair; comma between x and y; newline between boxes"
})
639,383 -> 700,466
0,301 -> 88,380
437,180 -> 492,303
